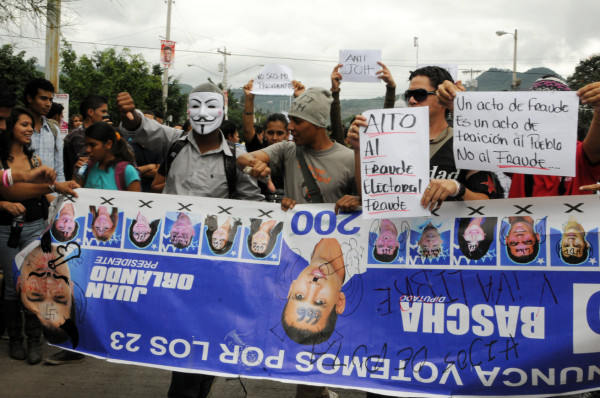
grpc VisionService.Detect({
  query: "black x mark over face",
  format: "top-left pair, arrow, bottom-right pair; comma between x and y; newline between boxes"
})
514,204 -> 533,215
564,203 -> 584,213
467,206 -> 485,216
218,206 -> 233,215
258,210 -> 273,218
139,200 -> 153,209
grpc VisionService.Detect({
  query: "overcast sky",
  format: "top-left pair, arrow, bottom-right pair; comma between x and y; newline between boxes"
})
2,0 -> 599,99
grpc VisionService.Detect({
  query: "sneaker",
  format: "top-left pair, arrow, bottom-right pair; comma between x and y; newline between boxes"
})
329,392 -> 339,398
43,349 -> 85,365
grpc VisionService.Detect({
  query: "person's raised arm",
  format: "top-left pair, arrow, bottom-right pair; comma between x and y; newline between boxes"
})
330,64 -> 344,144
376,62 -> 396,109
436,80 -> 466,111
291,80 -> 305,98
117,92 -> 142,131
579,82 -> 600,164
242,80 -> 257,143
118,92 -> 180,159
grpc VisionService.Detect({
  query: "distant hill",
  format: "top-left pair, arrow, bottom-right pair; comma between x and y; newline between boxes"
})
476,67 -> 564,91
179,83 -> 193,95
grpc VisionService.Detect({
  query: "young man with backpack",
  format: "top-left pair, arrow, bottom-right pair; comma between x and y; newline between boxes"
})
118,82 -> 262,398
118,83 -> 262,200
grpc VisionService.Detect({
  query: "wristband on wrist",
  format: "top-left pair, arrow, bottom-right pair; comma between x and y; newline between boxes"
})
2,169 -> 13,187
48,184 -> 56,193
244,111 -> 253,115
451,180 -> 466,199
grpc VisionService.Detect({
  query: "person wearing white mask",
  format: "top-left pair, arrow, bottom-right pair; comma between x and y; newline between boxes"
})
117,83 -> 262,398
117,83 -> 262,199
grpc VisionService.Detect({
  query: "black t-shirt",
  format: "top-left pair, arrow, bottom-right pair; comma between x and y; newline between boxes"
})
245,134 -> 266,153
132,143 -> 163,192
430,137 -> 503,200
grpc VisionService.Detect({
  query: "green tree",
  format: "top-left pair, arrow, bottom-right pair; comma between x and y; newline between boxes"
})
0,44 -> 43,103
568,54 -> 600,90
60,42 -> 187,124
568,54 -> 600,136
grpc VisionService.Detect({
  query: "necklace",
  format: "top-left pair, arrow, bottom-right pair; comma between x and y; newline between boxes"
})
429,127 -> 449,145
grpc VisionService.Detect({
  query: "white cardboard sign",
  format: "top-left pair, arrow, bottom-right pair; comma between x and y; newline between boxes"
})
251,64 -> 294,96
453,91 -> 578,176
339,49 -> 381,83
359,107 -> 431,219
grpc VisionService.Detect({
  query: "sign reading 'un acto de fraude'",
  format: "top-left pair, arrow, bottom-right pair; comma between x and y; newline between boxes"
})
16,189 -> 600,397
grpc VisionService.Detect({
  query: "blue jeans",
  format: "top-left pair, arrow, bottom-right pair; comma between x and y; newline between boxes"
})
0,218 -> 46,301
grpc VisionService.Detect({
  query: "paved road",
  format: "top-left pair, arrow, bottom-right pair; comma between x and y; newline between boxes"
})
0,340 -> 368,398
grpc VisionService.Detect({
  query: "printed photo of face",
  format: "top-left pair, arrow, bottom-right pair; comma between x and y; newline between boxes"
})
418,222 -> 443,259
90,206 -> 119,242
282,238 -> 346,346
247,219 -> 283,258
560,215 -> 590,265
129,212 -> 160,249
504,216 -> 541,264
170,212 -> 195,249
188,91 -> 224,135
456,217 -> 497,261
16,243 -> 79,347
51,203 -> 79,242
161,46 -> 173,64
204,215 -> 241,255
372,219 -> 400,263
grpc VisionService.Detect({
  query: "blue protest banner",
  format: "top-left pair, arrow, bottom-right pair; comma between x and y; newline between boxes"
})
16,189 -> 600,397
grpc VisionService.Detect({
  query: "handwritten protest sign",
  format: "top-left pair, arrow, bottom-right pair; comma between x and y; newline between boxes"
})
251,64 -> 294,96
453,91 -> 578,176
359,108 -> 430,218
339,49 -> 381,83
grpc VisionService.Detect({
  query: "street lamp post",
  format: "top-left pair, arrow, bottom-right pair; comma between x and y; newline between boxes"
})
496,29 -> 518,90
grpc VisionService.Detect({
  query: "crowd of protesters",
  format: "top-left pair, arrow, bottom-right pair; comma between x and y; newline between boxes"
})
0,61 -> 599,398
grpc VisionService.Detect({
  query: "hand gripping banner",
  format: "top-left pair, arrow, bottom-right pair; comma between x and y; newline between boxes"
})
16,189 -> 600,397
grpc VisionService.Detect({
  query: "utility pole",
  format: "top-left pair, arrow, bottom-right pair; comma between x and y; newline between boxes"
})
461,68 -> 482,91
414,37 -> 419,67
45,0 -> 61,91
161,0 -> 173,120
217,47 -> 231,118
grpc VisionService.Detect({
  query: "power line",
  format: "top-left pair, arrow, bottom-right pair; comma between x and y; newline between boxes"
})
0,33 -> 581,67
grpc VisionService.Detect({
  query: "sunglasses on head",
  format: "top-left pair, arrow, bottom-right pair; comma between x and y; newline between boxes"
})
404,89 -> 437,103
266,130 -> 286,136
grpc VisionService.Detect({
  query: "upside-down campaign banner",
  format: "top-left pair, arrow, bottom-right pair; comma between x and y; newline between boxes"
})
16,189 -> 600,397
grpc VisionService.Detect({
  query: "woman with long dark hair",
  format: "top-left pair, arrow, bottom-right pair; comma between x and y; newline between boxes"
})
0,107 -> 51,364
